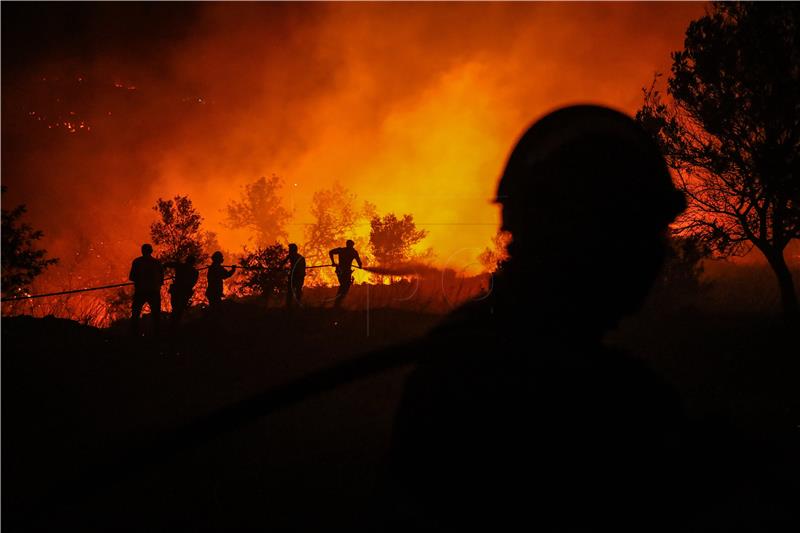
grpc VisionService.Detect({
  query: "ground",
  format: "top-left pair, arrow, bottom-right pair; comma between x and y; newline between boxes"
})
2,301 -> 798,531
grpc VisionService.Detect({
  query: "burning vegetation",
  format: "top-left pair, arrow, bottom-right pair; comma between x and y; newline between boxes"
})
3,2 -> 796,325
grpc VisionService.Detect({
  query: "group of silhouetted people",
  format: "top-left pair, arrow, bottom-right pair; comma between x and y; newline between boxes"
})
128,246 -> 237,335
129,240 -> 365,334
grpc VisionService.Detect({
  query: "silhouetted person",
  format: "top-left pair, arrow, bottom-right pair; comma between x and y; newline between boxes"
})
282,243 -> 306,308
129,243 -> 164,336
164,254 -> 199,332
381,106 -> 696,531
329,240 -> 362,307
206,251 -> 236,313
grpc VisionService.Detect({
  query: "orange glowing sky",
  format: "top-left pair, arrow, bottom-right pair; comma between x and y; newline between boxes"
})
3,2 -> 706,283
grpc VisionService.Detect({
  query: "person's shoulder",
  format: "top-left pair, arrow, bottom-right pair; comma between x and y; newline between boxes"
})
430,297 -> 496,336
578,343 -> 685,420
594,344 -> 667,384
404,302 -> 498,374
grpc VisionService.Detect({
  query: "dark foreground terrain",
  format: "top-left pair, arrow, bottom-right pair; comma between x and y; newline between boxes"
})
2,302 -> 799,531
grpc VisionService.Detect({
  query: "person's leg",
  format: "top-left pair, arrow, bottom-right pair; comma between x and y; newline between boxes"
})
340,273 -> 353,299
334,272 -> 347,308
170,294 -> 184,333
288,280 -> 303,309
208,294 -> 222,314
150,293 -> 162,336
130,293 -> 145,335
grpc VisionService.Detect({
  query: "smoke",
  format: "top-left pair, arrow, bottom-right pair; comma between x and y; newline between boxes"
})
2,2 -> 703,295
360,262 -> 441,278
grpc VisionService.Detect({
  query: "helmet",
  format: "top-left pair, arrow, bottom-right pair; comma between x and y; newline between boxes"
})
497,105 -> 685,233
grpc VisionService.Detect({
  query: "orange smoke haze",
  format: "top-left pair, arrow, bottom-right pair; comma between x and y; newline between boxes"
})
2,2 -> 704,292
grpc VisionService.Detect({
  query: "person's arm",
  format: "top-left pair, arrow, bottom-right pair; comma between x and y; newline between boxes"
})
355,251 -> 362,269
223,266 -> 236,279
329,248 -> 338,266
129,261 -> 137,282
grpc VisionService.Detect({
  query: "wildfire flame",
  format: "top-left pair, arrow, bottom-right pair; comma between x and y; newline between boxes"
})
3,2 -> 704,323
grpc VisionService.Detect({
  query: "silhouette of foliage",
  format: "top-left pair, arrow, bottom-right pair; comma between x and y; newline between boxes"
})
649,235 -> 712,309
362,200 -> 378,222
235,243 -> 288,300
369,213 -> 427,266
105,287 -> 134,323
150,196 -> 216,264
1,186 -> 58,296
478,231 -> 511,273
305,183 -> 368,268
662,235 -> 710,291
224,175 -> 292,246
636,2 -> 800,317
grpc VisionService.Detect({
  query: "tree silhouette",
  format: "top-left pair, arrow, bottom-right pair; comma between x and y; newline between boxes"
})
235,243 -> 288,300
1,187 -> 58,296
636,2 -> 800,318
150,196 -> 216,264
478,231 -> 511,273
224,175 -> 292,246
648,235 -> 712,310
305,182 -> 361,265
369,212 -> 427,266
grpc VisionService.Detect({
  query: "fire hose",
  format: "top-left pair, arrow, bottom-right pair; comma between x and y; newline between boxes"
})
0,264 -> 366,302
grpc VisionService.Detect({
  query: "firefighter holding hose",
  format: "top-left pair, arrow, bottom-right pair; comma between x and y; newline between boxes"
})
329,239 -> 362,307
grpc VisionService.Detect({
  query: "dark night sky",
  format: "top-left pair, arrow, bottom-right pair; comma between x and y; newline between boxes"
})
3,2 -> 200,73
